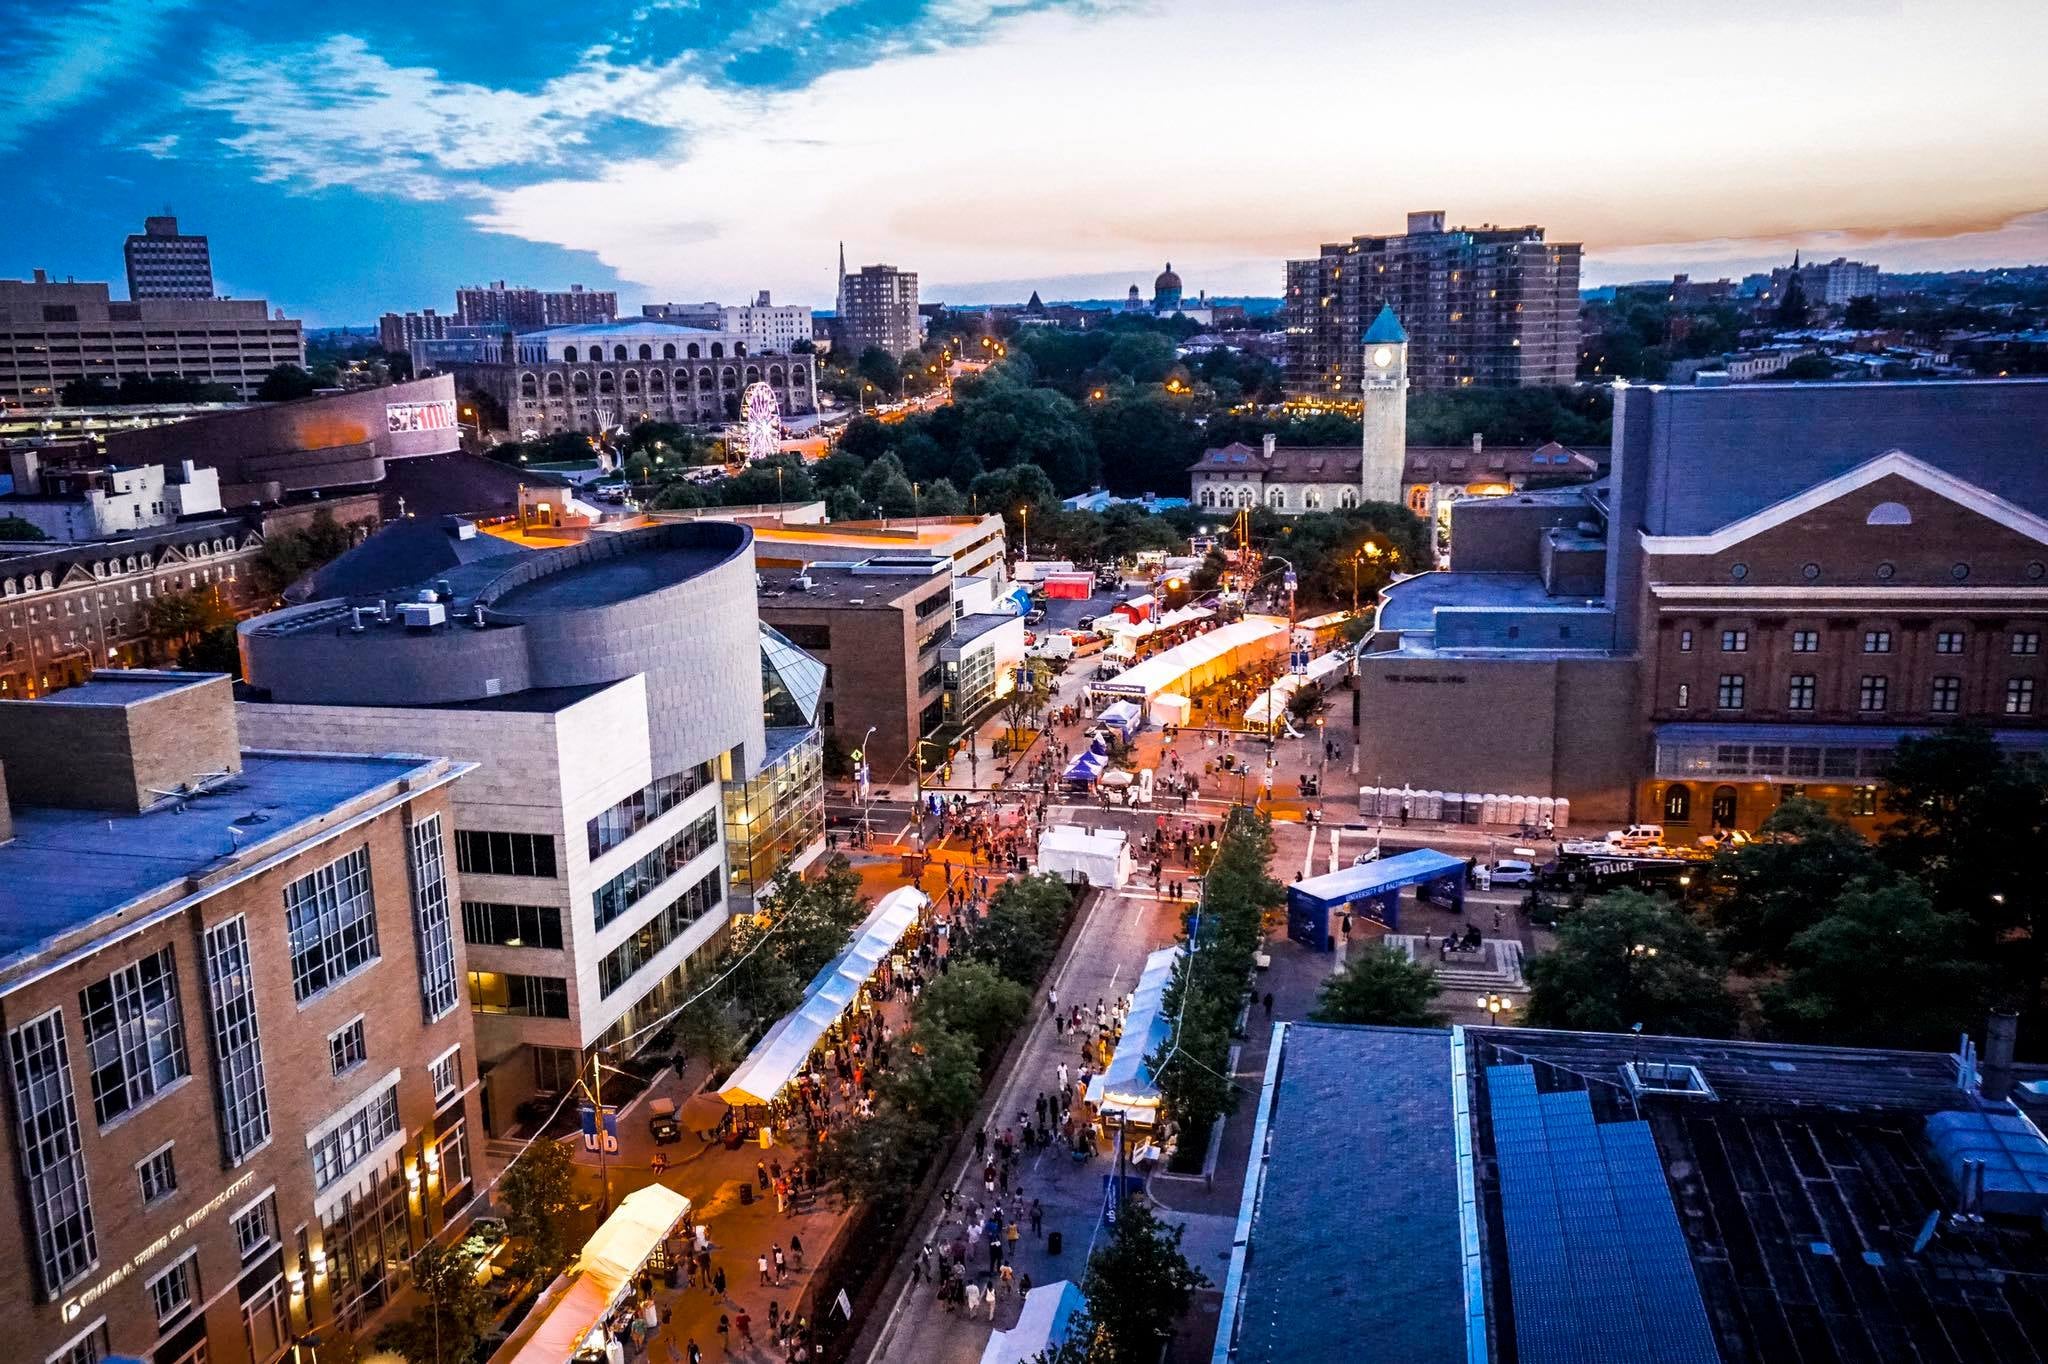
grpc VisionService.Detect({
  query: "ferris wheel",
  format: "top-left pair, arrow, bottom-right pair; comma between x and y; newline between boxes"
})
740,382 -> 782,461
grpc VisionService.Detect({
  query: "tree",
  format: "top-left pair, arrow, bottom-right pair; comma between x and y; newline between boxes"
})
1080,1201 -> 1209,1363
1000,659 -> 1052,749
1707,797 -> 1884,966
1844,295 -> 1883,329
498,1138 -> 578,1283
815,1106 -> 937,1205
856,346 -> 900,395
144,589 -> 236,664
377,1239 -> 496,1364
919,477 -> 967,516
1523,890 -> 1736,1037
1309,944 -> 1445,1026
966,875 -> 1072,986
881,1025 -> 983,1129
0,515 -> 49,541
915,960 -> 1029,1059
1879,724 -> 2047,947
251,508 -> 362,596
255,363 -> 319,402
1762,880 -> 1994,1050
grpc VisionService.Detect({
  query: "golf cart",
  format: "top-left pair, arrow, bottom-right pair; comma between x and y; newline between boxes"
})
648,1097 -> 680,1145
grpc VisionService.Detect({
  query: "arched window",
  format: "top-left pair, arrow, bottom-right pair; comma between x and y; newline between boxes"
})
745,365 -> 761,384
2,578 -> 13,597
698,367 -> 713,387
662,343 -> 677,360
721,367 -> 738,389
612,345 -> 628,362
572,372 -> 591,395
1266,486 -> 1287,510
1711,786 -> 1738,827
547,373 -> 566,396
598,371 -> 616,394
1662,783 -> 1692,823
1867,501 -> 1913,526
1338,488 -> 1360,509
42,571 -> 54,589
687,343 -> 700,360
648,369 -> 665,391
519,373 -> 539,399
1305,487 -> 1325,510
710,342 -> 724,359
562,346 -> 578,363
638,344 -> 653,360
92,562 -> 106,578
791,366 -> 807,385
674,369 -> 690,389
1199,486 -> 1217,509
769,365 -> 785,386
623,370 -> 640,395
735,342 -> 747,358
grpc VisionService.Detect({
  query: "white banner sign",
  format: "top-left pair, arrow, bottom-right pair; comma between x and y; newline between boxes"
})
386,398 -> 459,433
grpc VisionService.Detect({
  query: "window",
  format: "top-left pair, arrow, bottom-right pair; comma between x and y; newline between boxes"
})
591,810 -> 719,931
461,901 -> 564,949
1716,674 -> 1744,710
436,1119 -> 472,1203
1850,785 -> 1879,817
79,945 -> 188,1124
328,1018 -> 366,1076
1858,675 -> 1889,712
1720,629 -> 1748,652
232,1193 -> 278,1261
597,871 -> 724,997
586,763 -> 715,859
46,1320 -> 107,1364
454,830 -> 558,879
1787,675 -> 1816,711
2014,632 -> 2041,656
466,972 -> 570,1018
1791,629 -> 1820,653
1862,630 -> 1892,654
147,1251 -> 197,1326
429,1047 -> 462,1104
137,1144 -> 177,1203
284,847 -> 380,1001
533,1046 -> 580,1093
201,916 -> 271,1164
311,1081 -> 401,1190
1675,684 -> 1689,709
8,1009 -> 98,1294
1662,784 -> 1692,823
409,816 -> 461,1022
2009,678 -> 2037,715
1936,630 -> 1966,655
1931,676 -> 1962,713
1677,629 -> 1693,652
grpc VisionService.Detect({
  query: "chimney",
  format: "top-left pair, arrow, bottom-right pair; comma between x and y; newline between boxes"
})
1470,432 -> 1483,454
1261,433 -> 1277,460
1984,1010 -> 2019,1101
32,268 -> 47,285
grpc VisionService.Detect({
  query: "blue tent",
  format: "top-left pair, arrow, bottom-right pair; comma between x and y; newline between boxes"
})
1286,849 -> 1467,948
1006,585 -> 1033,615
1063,749 -> 1108,784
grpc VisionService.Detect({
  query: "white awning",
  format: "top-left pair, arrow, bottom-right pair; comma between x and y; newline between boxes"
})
980,1281 -> 1087,1364
717,887 -> 926,1107
1037,824 -> 1130,887
1085,945 -> 1183,1122
1244,649 -> 1349,726
1088,616 -> 1287,703
495,1184 -> 691,1364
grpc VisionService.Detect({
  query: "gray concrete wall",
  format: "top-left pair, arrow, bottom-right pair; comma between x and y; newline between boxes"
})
1449,495 -> 1585,573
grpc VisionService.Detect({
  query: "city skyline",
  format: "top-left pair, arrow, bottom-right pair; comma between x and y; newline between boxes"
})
4,0 -> 2047,324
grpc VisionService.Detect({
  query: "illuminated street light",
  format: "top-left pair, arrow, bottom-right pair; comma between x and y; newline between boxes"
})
1476,993 -> 1513,1017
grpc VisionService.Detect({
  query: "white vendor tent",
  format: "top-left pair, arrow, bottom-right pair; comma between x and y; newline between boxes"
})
495,1184 -> 691,1364
1243,649 -> 1350,727
1085,945 -> 1183,1125
717,887 -> 926,1107
1037,824 -> 1132,888
1150,692 -> 1192,727
1089,616 -> 1287,706
979,1281 -> 1087,1364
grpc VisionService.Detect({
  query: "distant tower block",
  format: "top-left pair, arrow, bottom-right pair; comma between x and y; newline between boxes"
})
1360,304 -> 1409,506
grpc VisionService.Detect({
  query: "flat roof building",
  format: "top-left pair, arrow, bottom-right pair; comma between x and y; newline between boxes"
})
0,671 -> 479,1364
839,264 -> 920,360
123,215 -> 215,301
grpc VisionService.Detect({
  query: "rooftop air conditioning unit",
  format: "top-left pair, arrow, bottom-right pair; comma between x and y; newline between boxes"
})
794,575 -> 814,592
400,600 -> 447,629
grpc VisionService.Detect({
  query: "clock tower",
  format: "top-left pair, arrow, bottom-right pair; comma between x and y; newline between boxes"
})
1360,304 -> 1409,506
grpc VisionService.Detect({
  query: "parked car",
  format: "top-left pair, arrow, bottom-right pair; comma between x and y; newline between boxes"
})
648,1097 -> 680,1145
1025,609 -> 1047,626
1489,859 -> 1537,887
1068,632 -> 1108,657
1606,824 -> 1666,850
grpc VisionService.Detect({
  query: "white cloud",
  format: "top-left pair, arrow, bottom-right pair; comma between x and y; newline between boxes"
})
0,0 -> 195,154
475,0 -> 2048,304
134,134 -> 180,159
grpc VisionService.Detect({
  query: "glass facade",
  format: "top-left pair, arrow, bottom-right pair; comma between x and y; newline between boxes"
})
761,625 -> 825,729
722,728 -> 825,900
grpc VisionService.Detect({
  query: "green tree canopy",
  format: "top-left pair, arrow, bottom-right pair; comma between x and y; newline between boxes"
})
1707,797 -> 1885,966
1079,1201 -> 1210,1363
377,1240 -> 497,1364
0,515 -> 50,541
1309,943 -> 1445,1027
498,1138 -> 579,1283
968,873 -> 1071,986
1524,890 -> 1736,1037
255,363 -> 319,402
915,960 -> 1030,1059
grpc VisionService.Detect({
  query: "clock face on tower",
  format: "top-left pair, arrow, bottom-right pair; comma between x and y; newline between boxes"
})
1372,346 -> 1394,368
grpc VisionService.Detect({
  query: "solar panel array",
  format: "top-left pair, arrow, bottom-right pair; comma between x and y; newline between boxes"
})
1488,1064 -> 1721,1364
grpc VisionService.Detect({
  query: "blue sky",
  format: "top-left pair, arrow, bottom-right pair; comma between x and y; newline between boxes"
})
6,0 -> 2047,326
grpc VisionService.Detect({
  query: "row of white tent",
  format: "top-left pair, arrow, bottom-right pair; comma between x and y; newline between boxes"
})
1109,603 -> 1215,645
1242,649 -> 1351,727
715,887 -> 926,1108
1359,788 -> 1572,829
1083,944 -> 1182,1126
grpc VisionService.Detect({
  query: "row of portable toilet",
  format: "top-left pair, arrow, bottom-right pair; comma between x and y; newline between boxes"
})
1358,788 -> 1571,829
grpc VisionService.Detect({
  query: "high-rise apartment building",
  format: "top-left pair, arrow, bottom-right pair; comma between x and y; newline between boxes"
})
123,216 -> 214,301
839,264 -> 920,359
1769,256 -> 1882,308
454,281 -> 616,330
0,274 -> 304,408
378,309 -> 451,354
1284,211 -> 1580,397
0,671 -> 479,1364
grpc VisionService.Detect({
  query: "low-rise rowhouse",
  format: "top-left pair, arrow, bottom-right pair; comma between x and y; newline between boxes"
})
0,671 -> 480,1364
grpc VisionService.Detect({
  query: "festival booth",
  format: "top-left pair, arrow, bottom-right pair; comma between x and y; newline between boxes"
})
1113,594 -> 1157,624
1096,699 -> 1143,743
1062,741 -> 1111,791
493,1184 -> 691,1364
1150,693 -> 1192,728
1286,849 -> 1467,949
1088,616 -> 1288,723
1036,824 -> 1132,888
1084,945 -> 1183,1130
717,888 -> 927,1108
980,1281 -> 1088,1364
1042,572 -> 1094,600
1000,584 -> 1033,615
1243,649 -> 1350,728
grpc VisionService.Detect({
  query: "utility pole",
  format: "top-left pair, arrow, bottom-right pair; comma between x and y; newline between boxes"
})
589,1049 -> 612,1218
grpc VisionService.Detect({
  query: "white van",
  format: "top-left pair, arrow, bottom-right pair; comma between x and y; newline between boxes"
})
1137,768 -> 1155,806
1027,634 -> 1075,661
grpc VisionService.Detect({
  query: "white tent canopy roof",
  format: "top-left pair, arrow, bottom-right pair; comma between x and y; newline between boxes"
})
1085,945 -> 1183,1120
1090,616 -> 1286,703
1244,650 -> 1348,726
1037,824 -> 1131,887
496,1184 -> 691,1364
717,887 -> 926,1107
980,1281 -> 1087,1364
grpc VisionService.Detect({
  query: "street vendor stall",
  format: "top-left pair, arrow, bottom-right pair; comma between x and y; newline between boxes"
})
492,1184 -> 691,1364
1062,742 -> 1110,790
717,887 -> 927,1107
1037,824 -> 1132,887
1084,945 -> 1183,1129
1096,699 -> 1143,743
1088,616 -> 1288,720
1244,649 -> 1350,728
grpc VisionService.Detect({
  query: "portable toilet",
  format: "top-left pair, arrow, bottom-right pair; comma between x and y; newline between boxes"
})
1361,786 -> 1382,819
1441,793 -> 1463,825
1537,796 -> 1557,829
1553,797 -> 1571,829
1460,793 -> 1480,825
1482,793 -> 1503,824
1509,794 -> 1531,828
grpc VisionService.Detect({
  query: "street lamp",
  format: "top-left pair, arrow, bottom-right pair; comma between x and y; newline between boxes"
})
1476,993 -> 1513,1018
857,725 -> 876,845
1018,504 -> 1030,560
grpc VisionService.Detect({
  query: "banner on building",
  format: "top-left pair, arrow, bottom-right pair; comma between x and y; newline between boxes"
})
386,398 -> 460,434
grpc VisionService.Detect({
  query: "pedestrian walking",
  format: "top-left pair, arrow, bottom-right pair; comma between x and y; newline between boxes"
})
1058,1061 -> 1069,1092
688,1342 -> 703,1364
716,1315 -> 729,1352
735,1311 -> 753,1347
790,1233 -> 803,1268
757,1252 -> 770,1285
773,1243 -> 787,1283
1030,1199 -> 1043,1236
713,1266 -> 727,1301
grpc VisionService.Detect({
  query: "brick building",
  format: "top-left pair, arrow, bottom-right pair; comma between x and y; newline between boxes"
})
1284,210 -> 1580,398
454,282 -> 615,330
838,265 -> 920,359
0,672 -> 478,1364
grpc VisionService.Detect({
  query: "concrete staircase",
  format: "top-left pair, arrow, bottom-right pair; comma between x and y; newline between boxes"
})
1388,935 -> 1527,992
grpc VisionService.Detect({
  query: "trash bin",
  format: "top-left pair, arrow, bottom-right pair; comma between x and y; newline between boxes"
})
739,1182 -> 754,1206
665,1263 -> 679,1288
1046,1230 -> 1063,1256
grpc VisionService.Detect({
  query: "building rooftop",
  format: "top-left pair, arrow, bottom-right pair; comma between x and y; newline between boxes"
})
0,748 -> 451,972
32,672 -> 204,705
1377,571 -> 1587,633
516,319 -> 726,338
757,559 -> 947,609
947,611 -> 1022,647
1188,442 -> 1595,483
292,514 -> 527,603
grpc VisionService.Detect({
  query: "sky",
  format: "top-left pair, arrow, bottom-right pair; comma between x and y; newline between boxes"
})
6,0 -> 2047,326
